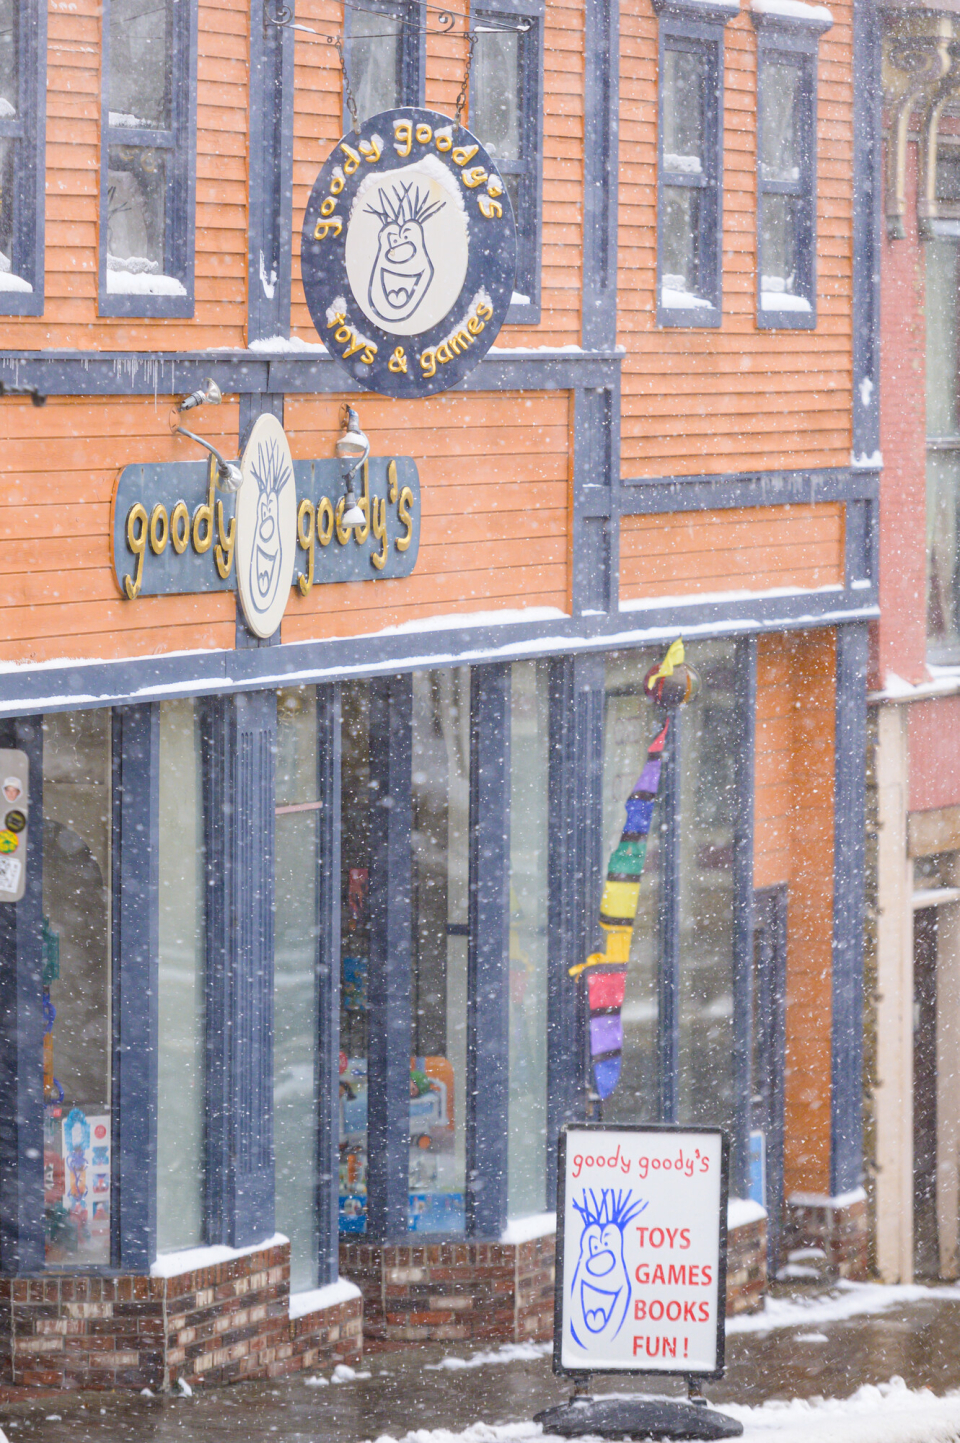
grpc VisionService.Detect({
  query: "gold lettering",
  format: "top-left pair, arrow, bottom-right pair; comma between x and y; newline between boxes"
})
461,166 -> 488,188
314,217 -> 342,240
123,502 -> 148,598
342,332 -> 366,359
467,315 -> 484,335
476,300 -> 494,320
415,122 -> 433,144
388,459 -> 399,503
388,346 -> 408,373
320,196 -> 337,217
396,486 -> 414,552
341,142 -> 361,174
335,325 -> 352,344
419,348 -> 437,376
478,196 -> 502,219
452,143 -> 478,166
149,502 -> 169,555
486,175 -> 504,198
448,328 -> 473,355
317,495 -> 335,546
327,310 -> 346,330
214,500 -> 236,580
370,495 -> 388,570
435,126 -> 453,152
353,461 -> 371,544
361,344 -> 377,365
359,134 -> 382,162
436,340 -> 454,364
394,120 -> 413,157
192,464 -> 216,554
330,167 -> 346,194
297,499 -> 316,594
170,500 -> 190,553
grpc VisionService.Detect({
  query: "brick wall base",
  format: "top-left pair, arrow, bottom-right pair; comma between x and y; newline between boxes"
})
341,1233 -> 556,1345
0,1241 -> 361,1391
786,1191 -> 869,1279
725,1216 -> 767,1316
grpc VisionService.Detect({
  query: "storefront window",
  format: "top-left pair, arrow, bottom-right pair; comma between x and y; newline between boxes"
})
274,687 -> 321,1291
409,668 -> 469,1233
42,711 -> 112,1267
339,681 -> 372,1235
599,644 -> 737,1131
602,649 -> 661,1125
507,661 -> 549,1219
157,700 -> 205,1253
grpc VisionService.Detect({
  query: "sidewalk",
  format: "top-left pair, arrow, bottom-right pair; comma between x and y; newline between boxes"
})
5,1280 -> 960,1443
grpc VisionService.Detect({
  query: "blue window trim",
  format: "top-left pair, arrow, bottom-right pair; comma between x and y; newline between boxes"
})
654,0 -> 737,330
471,0 -> 544,325
97,0 -> 198,320
0,0 -> 46,316
342,0 -> 425,132
752,9 -> 830,332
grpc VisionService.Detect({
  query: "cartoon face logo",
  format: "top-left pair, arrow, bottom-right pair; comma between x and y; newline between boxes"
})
365,181 -> 444,324
235,415 -> 298,639
346,159 -> 470,338
569,1188 -> 647,1350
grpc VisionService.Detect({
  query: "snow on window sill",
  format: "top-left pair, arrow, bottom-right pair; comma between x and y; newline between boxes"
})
108,110 -> 150,128
663,153 -> 702,175
107,271 -> 188,297
760,290 -> 812,312
0,271 -> 33,293
661,286 -> 712,310
751,0 -> 833,24
510,291 -> 531,305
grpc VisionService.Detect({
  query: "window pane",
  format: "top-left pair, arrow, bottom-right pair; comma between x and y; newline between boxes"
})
109,0 -> 171,129
937,150 -> 960,204
107,147 -> 166,273
927,452 -> 960,652
507,661 -> 549,1220
678,641 -> 736,1136
42,711 -> 112,1268
339,682 -> 372,1236
274,687 -> 320,1293
662,48 -> 704,173
661,187 -> 701,298
349,9 -> 403,126
472,29 -> 520,161
927,238 -> 960,437
0,0 -> 18,116
157,700 -> 205,1254
760,193 -> 801,296
602,648 -> 662,1127
409,668 -> 469,1233
760,61 -> 803,184
0,135 -> 14,273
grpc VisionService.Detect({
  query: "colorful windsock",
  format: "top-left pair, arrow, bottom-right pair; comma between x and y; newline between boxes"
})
570,717 -> 669,1101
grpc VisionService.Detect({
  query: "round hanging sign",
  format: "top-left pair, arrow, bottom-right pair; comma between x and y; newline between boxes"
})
301,108 -> 517,399
235,414 -> 298,639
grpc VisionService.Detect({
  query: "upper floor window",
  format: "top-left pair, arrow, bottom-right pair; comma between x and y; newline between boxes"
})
99,0 -> 197,318
471,0 -> 543,322
0,0 -> 45,315
926,229 -> 960,659
654,0 -> 736,328
344,0 -> 423,129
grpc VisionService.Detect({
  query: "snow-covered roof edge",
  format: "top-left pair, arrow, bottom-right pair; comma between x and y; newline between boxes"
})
750,0 -> 833,26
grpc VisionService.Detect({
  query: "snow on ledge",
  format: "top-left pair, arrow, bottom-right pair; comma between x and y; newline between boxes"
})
751,0 -> 833,24
501,1212 -> 556,1245
289,1278 -> 361,1319
150,1233 -> 288,1278
760,291 -> 812,313
728,1198 -> 768,1231
107,271 -> 187,297
0,271 -> 33,293
248,334 -> 329,354
788,1187 -> 866,1210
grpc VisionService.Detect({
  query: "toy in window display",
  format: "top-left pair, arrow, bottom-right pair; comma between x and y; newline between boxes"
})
570,639 -> 701,1104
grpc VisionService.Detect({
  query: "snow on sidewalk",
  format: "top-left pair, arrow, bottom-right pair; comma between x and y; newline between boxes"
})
726,1279 -> 960,1334
368,1379 -> 960,1443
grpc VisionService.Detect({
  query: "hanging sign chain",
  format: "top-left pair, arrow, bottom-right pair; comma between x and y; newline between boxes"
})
454,29 -> 477,129
334,36 -> 361,134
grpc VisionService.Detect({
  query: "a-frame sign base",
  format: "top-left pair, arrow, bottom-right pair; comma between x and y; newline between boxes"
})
533,1396 -> 743,1440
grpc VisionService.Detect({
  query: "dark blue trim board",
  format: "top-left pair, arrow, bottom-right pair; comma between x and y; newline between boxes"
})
111,704 -> 160,1272
0,715 -> 45,1273
830,621 -> 868,1198
851,0 -> 881,464
247,0 -> 295,344
0,0 -> 46,316
581,0 -> 619,350
466,664 -> 512,1238
315,684 -> 342,1286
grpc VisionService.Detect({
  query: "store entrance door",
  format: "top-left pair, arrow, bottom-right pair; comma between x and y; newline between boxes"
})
752,886 -> 787,1274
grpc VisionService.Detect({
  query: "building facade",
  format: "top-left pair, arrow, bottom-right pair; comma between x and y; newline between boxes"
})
0,0 -> 874,1390
871,0 -> 960,1286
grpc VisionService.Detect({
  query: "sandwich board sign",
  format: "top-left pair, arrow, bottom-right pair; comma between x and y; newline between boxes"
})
554,1124 -> 729,1378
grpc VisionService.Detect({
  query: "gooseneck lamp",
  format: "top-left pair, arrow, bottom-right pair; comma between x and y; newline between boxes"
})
169,377 -> 243,492
336,405 -> 369,528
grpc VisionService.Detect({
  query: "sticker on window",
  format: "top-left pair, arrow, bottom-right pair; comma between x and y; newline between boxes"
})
0,856 -> 22,894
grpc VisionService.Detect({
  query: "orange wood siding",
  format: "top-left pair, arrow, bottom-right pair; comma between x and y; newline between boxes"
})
618,0 -> 854,478
0,396 -> 238,665
755,630 -> 836,1197
281,391 -> 571,641
289,0 -> 584,348
619,502 -> 844,603
0,0 -> 249,352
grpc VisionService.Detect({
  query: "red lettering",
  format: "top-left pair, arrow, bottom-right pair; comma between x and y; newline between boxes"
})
688,1264 -> 699,1285
633,1336 -> 645,1355
646,1337 -> 660,1357
683,1301 -> 697,1322
635,1263 -> 649,1284
652,1264 -> 666,1285
649,1228 -> 664,1248
666,1301 -> 681,1321
636,1228 -> 647,1247
699,1302 -> 710,1321
665,1228 -> 678,1247
680,1229 -> 691,1250
634,1301 -> 646,1320
663,1337 -> 677,1358
702,1264 -> 712,1285
667,1265 -> 685,1285
649,1300 -> 664,1322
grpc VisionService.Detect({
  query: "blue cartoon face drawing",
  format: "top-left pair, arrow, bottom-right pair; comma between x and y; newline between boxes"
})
365,181 -> 445,325
569,1188 -> 647,1349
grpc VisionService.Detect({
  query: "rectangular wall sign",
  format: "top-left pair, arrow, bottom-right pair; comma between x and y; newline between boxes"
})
554,1123 -> 728,1379
112,456 -> 420,600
